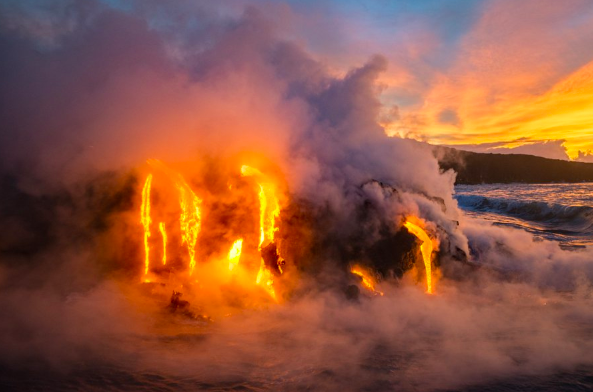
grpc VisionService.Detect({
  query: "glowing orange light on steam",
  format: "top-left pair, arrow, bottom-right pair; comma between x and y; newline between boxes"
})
256,259 -> 276,300
228,239 -> 243,271
159,222 -> 167,265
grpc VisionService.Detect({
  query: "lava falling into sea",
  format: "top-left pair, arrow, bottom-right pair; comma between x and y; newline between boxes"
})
134,158 -> 441,320
404,220 -> 436,294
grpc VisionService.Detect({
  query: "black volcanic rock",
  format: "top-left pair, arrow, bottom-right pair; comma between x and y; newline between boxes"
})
261,242 -> 284,276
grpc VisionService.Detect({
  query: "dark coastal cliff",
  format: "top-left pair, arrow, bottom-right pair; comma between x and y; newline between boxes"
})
435,146 -> 593,184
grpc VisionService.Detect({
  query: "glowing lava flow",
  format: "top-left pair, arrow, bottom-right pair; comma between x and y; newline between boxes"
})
228,239 -> 243,271
404,221 -> 434,294
178,181 -> 202,275
141,174 -> 153,276
257,184 -> 266,247
147,159 -> 202,275
240,166 -> 280,249
259,182 -> 280,249
240,165 -> 281,299
255,259 -> 276,300
351,266 -> 383,296
159,222 -> 167,265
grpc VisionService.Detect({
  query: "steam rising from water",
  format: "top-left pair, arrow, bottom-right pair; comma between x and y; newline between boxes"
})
0,1 -> 592,390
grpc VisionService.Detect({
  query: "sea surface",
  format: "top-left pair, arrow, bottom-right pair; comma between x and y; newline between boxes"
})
455,183 -> 593,249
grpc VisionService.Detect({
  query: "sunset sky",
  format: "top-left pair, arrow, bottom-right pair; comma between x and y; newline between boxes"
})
2,0 -> 593,161
275,0 -> 593,161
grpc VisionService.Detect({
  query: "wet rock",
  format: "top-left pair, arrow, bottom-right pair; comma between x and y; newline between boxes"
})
345,284 -> 360,301
261,242 -> 285,276
168,290 -> 189,311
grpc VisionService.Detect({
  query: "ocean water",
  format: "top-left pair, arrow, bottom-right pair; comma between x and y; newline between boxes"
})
455,183 -> 593,249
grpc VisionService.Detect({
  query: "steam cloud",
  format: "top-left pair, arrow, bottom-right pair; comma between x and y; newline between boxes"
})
1,1 -> 592,391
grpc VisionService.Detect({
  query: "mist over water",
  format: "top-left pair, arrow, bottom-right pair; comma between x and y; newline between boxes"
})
1,275 -> 592,391
1,1 -> 593,391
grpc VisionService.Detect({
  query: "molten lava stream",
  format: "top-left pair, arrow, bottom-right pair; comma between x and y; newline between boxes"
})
141,174 -> 153,276
240,165 -> 282,300
147,159 -> 202,276
404,221 -> 434,294
138,161 -> 283,309
351,265 -> 383,296
178,183 -> 202,275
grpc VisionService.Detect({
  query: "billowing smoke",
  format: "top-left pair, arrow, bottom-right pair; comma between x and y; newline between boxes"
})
1,1 -> 592,391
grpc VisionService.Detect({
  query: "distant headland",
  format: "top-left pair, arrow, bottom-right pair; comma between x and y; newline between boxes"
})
435,146 -> 593,184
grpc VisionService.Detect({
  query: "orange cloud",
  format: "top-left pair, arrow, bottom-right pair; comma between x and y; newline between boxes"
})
384,0 -> 593,159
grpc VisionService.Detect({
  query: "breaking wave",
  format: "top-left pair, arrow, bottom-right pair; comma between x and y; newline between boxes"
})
455,183 -> 593,248
457,195 -> 593,229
